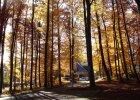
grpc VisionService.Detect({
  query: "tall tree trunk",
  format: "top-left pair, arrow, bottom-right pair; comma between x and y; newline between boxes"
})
44,0 -> 50,89
14,41 -> 17,91
114,38 -> 119,80
30,0 -> 35,90
0,0 -> 7,94
10,33 -> 15,92
57,2 -> 61,86
71,2 -> 75,83
0,23 -> 6,94
71,32 -> 75,83
95,11 -> 111,81
115,40 -> 119,80
35,33 -> 38,87
83,0 -> 95,87
24,1 -> 29,87
50,2 -> 54,88
20,33 -> 23,90
38,33 -> 41,87
68,16 -> 72,82
25,29 -> 29,88
20,18 -> 27,90
101,15 -> 112,76
10,20 -> 17,93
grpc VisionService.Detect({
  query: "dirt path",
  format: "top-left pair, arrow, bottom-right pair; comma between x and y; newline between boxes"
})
1,80 -> 140,100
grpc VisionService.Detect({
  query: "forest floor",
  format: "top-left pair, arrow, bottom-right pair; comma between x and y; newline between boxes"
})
0,80 -> 140,100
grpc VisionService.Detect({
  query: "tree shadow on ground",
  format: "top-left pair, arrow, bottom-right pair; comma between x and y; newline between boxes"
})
2,81 -> 140,100
11,86 -> 101,100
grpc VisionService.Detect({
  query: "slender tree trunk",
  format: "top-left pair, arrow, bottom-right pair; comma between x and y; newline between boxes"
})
71,4 -> 75,83
14,41 -> 17,91
30,0 -> 35,90
71,33 -> 75,82
25,30 -> 29,88
24,1 -> 29,87
20,34 -> 23,90
83,0 -> 95,87
38,33 -> 41,87
0,0 -> 7,94
95,11 -> 111,81
114,38 -> 119,80
20,19 -> 27,90
10,35 -> 14,92
101,15 -> 112,76
0,23 -> 6,94
57,1 -> 61,86
58,17 -> 61,86
68,16 -> 72,82
35,33 -> 38,87
10,22 -> 16,93
114,39 -> 118,80
44,0 -> 50,89
50,2 -> 54,88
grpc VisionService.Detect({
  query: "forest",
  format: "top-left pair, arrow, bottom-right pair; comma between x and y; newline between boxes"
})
0,0 -> 140,98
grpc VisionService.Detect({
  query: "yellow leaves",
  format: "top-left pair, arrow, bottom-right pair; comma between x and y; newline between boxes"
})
35,5 -> 47,20
91,0 -> 106,15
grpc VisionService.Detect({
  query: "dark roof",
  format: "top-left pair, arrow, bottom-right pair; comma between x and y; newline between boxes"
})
76,62 -> 89,72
